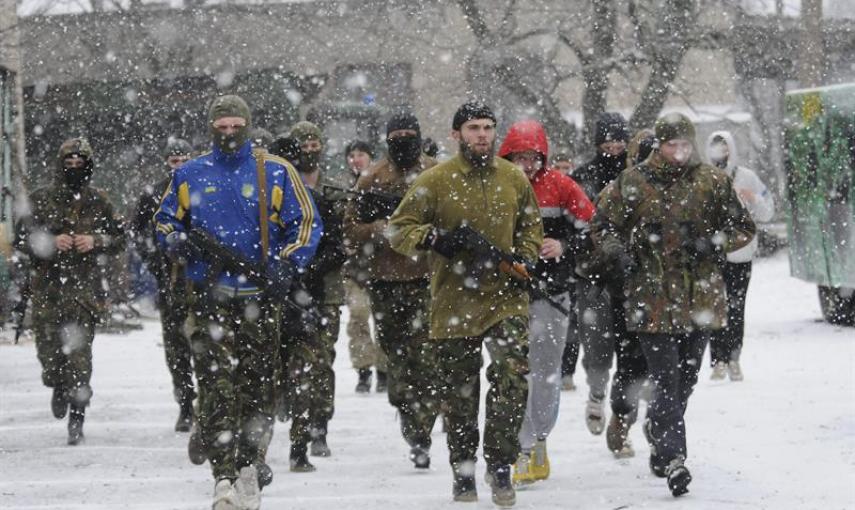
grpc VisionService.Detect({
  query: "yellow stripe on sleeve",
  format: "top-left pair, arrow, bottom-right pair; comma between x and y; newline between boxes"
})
264,155 -> 315,257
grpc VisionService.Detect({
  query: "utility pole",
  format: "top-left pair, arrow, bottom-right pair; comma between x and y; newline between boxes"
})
798,0 -> 824,88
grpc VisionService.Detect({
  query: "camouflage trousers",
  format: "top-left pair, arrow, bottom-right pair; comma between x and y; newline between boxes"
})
31,295 -> 97,406
436,316 -> 530,468
368,279 -> 439,449
158,285 -> 194,405
286,303 -> 340,447
344,277 -> 387,371
188,289 -> 280,480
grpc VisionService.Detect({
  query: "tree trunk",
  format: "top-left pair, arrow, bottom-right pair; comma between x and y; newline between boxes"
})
580,0 -> 616,146
798,0 -> 824,88
629,0 -> 696,131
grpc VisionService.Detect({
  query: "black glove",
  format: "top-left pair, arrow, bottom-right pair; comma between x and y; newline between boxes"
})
426,225 -> 473,259
267,259 -> 296,294
679,222 -> 722,262
164,231 -> 200,261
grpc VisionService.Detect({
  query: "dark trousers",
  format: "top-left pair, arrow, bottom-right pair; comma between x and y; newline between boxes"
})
710,261 -> 752,365
609,297 -> 647,421
561,335 -> 579,377
639,331 -> 708,465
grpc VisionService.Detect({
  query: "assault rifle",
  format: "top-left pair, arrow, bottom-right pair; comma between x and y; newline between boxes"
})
321,184 -> 402,223
183,228 -> 317,322
456,226 -> 572,316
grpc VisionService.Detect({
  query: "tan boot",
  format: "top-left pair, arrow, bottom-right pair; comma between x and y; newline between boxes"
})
606,414 -> 635,458
710,361 -> 727,380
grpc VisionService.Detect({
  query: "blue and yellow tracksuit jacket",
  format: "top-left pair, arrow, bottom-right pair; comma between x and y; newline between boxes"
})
155,141 -> 322,295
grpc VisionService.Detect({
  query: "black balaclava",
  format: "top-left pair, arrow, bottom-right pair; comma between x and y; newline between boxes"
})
57,138 -> 94,193
593,112 -> 629,183
289,121 -> 324,173
208,95 -> 252,154
386,112 -> 422,170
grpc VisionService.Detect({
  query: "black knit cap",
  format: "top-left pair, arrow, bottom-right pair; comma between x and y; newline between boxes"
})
594,112 -> 629,146
452,101 -> 496,131
386,112 -> 421,138
345,139 -> 375,159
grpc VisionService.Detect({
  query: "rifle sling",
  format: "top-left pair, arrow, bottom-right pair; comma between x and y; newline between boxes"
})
255,149 -> 270,265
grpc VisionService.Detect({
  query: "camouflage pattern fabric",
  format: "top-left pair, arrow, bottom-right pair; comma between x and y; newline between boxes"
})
592,152 -> 755,334
344,277 -> 386,371
187,290 -> 280,480
435,316 -> 530,468
287,303 -> 340,446
367,278 -> 438,448
159,278 -> 194,404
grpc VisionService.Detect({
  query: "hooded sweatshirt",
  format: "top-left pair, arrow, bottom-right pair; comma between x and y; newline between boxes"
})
498,120 -> 595,295
705,131 -> 775,263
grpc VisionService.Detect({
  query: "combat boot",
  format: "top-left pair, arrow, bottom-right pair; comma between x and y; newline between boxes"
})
175,399 -> 193,433
643,420 -> 667,478
666,457 -> 692,497
212,478 -> 239,510
67,405 -> 85,446
289,444 -> 316,473
233,465 -> 261,510
375,370 -> 388,393
511,452 -> 536,486
530,439 -> 550,481
310,435 -> 331,457
585,395 -> 606,435
561,374 -> 576,391
188,423 -> 207,465
51,386 -> 69,419
355,368 -> 371,393
606,414 -> 635,458
409,446 -> 430,469
485,465 -> 515,507
452,466 -> 477,502
256,461 -> 273,490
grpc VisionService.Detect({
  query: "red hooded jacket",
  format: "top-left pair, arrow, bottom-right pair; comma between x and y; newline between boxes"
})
499,120 -> 595,294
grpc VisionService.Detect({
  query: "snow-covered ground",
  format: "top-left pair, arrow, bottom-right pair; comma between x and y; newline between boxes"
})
1,252 -> 853,509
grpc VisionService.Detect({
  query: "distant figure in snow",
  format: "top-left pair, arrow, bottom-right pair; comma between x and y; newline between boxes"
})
15,138 -> 126,446
130,137 -> 195,433
705,130 -> 775,381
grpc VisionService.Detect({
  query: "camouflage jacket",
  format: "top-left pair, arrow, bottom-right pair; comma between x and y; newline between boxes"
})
591,153 -> 755,333
16,185 -> 126,309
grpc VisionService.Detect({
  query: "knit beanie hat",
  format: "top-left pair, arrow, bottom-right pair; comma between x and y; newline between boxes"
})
452,101 -> 496,130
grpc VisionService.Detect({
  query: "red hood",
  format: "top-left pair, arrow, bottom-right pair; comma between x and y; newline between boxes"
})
498,120 -> 549,163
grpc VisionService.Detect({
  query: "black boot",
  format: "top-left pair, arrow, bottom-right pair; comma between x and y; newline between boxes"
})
355,368 -> 372,393
409,446 -> 430,469
375,370 -> 388,393
51,386 -> 68,420
187,424 -> 207,465
666,458 -> 692,497
174,399 -> 193,433
257,461 -> 273,490
289,444 -> 316,472
67,405 -> 85,446
310,431 -> 331,457
452,467 -> 477,502
486,464 -> 515,507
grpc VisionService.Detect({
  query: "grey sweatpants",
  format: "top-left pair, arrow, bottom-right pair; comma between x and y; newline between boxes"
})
519,292 -> 570,452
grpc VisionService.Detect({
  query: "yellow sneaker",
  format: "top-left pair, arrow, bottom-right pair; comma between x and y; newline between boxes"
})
530,439 -> 551,481
512,452 -> 537,486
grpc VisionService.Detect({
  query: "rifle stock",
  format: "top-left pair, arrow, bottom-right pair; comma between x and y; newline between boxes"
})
321,184 -> 401,223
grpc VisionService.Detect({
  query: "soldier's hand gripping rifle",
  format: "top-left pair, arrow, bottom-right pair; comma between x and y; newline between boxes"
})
321,184 -> 402,223
179,228 -> 317,321
448,226 -> 572,316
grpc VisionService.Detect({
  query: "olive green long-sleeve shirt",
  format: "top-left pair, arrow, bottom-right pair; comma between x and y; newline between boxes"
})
389,154 -> 543,339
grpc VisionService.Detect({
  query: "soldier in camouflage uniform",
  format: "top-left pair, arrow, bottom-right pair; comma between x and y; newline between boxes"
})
280,122 -> 346,472
130,138 -> 195,432
16,138 -> 126,445
155,96 -> 321,510
344,113 -> 439,471
390,103 -> 543,507
591,113 -> 755,497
